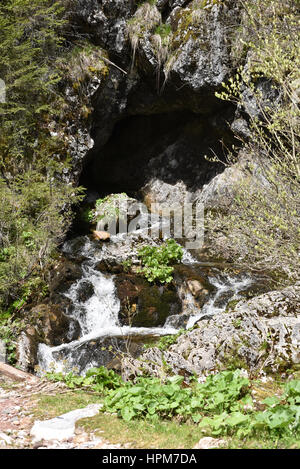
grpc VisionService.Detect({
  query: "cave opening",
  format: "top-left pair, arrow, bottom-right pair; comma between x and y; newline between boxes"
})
72,105 -> 237,236
80,109 -> 235,197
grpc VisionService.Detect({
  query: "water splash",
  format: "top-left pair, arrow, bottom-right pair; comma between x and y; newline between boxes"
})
38,235 -> 252,374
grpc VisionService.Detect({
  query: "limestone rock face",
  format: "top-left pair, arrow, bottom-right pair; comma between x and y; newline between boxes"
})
75,1 -> 243,205
64,1 -> 273,215
121,286 -> 300,380
169,3 -> 237,92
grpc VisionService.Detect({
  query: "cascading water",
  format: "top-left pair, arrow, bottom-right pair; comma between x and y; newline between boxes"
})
185,275 -> 252,329
37,235 -> 179,375
37,222 -> 253,375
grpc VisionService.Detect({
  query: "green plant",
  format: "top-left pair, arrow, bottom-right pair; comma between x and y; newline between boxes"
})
45,366 -> 124,393
122,258 -> 133,273
137,239 -> 183,284
0,1 -> 86,313
102,369 -> 300,440
102,370 -> 250,423
144,328 -> 188,351
89,193 -> 129,226
0,173 -> 84,313
0,317 -> 26,364
207,0 -> 300,284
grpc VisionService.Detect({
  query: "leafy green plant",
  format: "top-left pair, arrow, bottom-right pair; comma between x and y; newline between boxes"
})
0,317 -> 26,364
144,328 -> 188,351
45,366 -> 124,393
137,239 -> 183,284
122,258 -> 133,273
0,1 -> 85,314
44,364 -> 300,441
89,193 -> 129,226
102,370 -> 250,423
102,370 -> 300,439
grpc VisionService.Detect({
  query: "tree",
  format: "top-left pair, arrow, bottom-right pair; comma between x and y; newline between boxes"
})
0,0 -> 84,313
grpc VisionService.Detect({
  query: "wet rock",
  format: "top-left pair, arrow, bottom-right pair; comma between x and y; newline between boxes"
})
49,258 -> 82,301
115,274 -> 181,327
165,313 -> 191,329
121,286 -> 300,379
76,280 -> 94,303
45,334 -> 155,375
173,264 -> 214,312
96,259 -> 124,274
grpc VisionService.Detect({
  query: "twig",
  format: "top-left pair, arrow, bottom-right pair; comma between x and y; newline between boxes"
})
101,57 -> 127,75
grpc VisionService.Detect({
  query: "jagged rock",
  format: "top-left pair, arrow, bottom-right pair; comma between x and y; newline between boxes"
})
169,3 -> 239,94
121,286 -> 300,380
68,0 -> 135,57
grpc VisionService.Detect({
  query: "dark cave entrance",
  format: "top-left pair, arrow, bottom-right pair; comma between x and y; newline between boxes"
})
72,106 -> 237,236
80,109 -> 235,198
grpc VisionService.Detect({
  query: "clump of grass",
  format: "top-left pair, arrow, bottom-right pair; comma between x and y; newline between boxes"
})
127,2 -> 161,65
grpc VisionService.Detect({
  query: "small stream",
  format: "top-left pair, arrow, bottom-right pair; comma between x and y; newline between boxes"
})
37,231 -> 253,375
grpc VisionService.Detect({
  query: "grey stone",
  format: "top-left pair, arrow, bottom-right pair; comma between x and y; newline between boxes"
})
121,286 -> 300,380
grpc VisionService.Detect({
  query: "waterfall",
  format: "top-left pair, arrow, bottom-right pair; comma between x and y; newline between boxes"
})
37,234 -> 253,375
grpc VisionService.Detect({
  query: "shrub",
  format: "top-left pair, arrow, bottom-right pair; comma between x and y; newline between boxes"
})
207,0 -> 300,284
137,239 -> 183,284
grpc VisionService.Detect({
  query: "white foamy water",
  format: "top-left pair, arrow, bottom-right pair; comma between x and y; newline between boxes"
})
65,265 -> 121,335
37,234 -> 252,375
186,275 -> 252,329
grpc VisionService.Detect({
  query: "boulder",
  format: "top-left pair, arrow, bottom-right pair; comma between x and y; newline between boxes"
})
49,258 -> 82,303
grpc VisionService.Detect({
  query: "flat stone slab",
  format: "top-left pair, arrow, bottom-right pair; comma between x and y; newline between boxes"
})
30,404 -> 103,442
